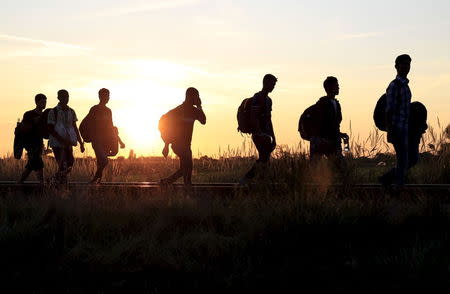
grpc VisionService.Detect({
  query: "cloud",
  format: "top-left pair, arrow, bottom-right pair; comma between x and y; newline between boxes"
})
98,0 -> 202,17
337,32 -> 382,40
0,33 -> 92,51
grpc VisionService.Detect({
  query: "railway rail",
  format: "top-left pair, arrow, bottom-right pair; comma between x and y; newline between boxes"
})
0,181 -> 448,198
0,180 -> 448,188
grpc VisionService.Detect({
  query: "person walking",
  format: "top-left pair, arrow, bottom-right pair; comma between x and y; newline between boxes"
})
309,76 -> 349,162
379,54 -> 413,187
17,94 -> 47,184
84,88 -> 125,184
239,74 -> 278,185
47,89 -> 85,186
159,87 -> 206,188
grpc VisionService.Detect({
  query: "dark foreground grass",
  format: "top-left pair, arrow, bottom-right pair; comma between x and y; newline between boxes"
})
0,126 -> 448,292
0,187 -> 448,292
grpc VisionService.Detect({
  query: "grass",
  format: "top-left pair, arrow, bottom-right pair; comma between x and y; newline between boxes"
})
0,188 -> 448,292
0,125 -> 448,292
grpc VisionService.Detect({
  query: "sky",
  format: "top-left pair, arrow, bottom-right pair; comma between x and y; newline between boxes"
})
1,0 -> 449,157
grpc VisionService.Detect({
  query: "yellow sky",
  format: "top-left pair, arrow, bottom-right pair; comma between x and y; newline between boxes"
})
1,0 -> 449,157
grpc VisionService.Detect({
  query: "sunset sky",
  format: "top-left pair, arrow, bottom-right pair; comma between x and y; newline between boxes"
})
1,0 -> 449,157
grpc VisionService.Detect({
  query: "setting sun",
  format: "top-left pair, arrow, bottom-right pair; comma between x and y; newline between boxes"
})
104,79 -> 186,156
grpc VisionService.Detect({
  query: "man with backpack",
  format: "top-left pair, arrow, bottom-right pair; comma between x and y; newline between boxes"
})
159,87 -> 206,188
379,54 -> 413,187
239,74 -> 277,185
48,89 -> 85,186
305,76 -> 348,161
82,88 -> 125,184
17,94 -> 47,184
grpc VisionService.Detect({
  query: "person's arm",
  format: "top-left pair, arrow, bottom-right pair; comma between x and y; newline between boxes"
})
337,103 -> 348,139
71,110 -> 84,152
269,120 -> 276,150
118,136 -> 126,148
72,121 -> 85,153
195,105 -> 206,125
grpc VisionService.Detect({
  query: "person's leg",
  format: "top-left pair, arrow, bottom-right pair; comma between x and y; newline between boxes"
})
18,168 -> 32,184
243,137 -> 272,180
181,148 -> 193,185
310,137 -> 326,162
161,144 -> 183,184
379,168 -> 395,186
243,137 -> 263,180
52,147 -> 65,185
329,139 -> 345,171
31,145 -> 45,185
66,147 -> 74,172
393,132 -> 409,185
91,143 -> 108,183
380,134 -> 402,187
19,147 -> 37,183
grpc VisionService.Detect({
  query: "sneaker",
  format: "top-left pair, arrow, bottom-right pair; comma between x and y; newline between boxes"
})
238,177 -> 249,187
378,174 -> 393,188
158,178 -> 171,187
89,177 -> 101,185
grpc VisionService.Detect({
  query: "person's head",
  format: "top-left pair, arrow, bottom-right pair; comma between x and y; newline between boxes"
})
185,87 -> 201,106
98,88 -> 110,105
57,89 -> 69,105
323,76 -> 339,96
262,74 -> 277,93
35,93 -> 47,110
395,54 -> 411,78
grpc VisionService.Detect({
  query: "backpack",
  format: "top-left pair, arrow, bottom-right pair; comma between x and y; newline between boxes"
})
236,97 -> 254,134
373,79 -> 401,132
410,101 -> 428,135
40,108 -> 58,139
105,127 -> 120,157
298,103 -> 320,141
13,121 -> 24,159
79,113 -> 94,143
158,106 -> 183,144
373,94 -> 388,131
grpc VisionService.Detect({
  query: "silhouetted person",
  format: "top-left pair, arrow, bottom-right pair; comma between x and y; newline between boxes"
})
48,89 -> 85,186
159,87 -> 206,187
86,88 -> 125,184
380,100 -> 427,186
240,74 -> 277,184
17,94 -> 47,184
379,54 -> 412,187
310,76 -> 348,161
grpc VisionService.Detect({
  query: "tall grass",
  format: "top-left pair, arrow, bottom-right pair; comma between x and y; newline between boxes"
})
1,124 -> 448,184
0,125 -> 448,291
0,185 -> 448,291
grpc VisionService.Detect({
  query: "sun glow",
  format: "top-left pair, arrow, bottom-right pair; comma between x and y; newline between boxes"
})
110,80 -> 184,156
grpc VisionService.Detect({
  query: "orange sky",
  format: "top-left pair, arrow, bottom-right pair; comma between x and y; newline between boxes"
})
1,0 -> 449,157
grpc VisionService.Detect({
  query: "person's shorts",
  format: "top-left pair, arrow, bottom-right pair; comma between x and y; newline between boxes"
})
25,146 -> 44,171
52,146 -> 75,170
171,144 -> 192,160
310,137 -> 341,157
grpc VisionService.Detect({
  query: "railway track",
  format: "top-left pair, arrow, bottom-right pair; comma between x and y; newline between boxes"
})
0,181 -> 448,195
0,180 -> 448,187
